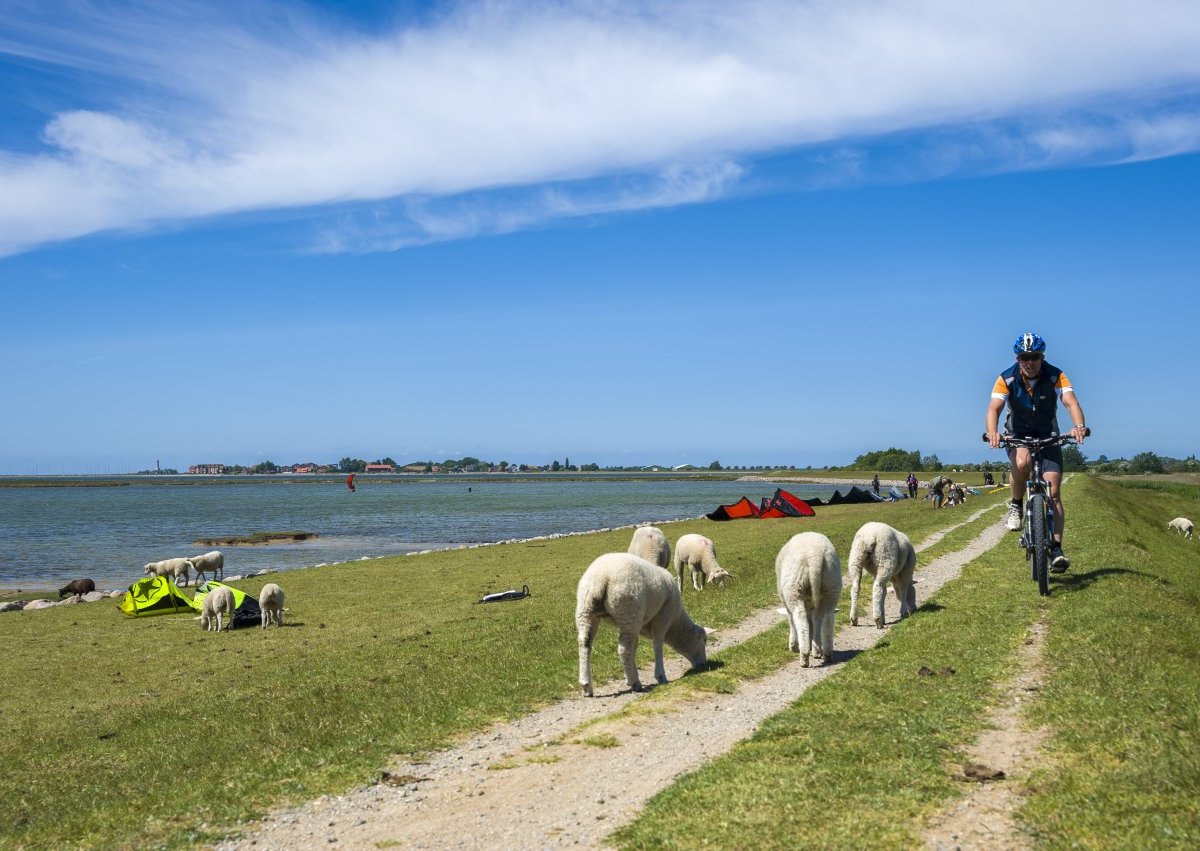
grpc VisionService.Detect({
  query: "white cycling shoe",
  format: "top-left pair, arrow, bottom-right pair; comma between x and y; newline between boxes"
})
1005,502 -> 1023,531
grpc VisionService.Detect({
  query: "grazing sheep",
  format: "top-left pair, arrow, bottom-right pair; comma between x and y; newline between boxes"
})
1168,517 -> 1194,539
847,521 -> 918,629
200,585 -> 235,632
258,583 -> 285,628
188,550 -> 225,583
144,557 -> 190,587
575,552 -> 709,697
58,578 -> 96,598
775,532 -> 843,667
628,525 -> 671,569
672,533 -> 732,592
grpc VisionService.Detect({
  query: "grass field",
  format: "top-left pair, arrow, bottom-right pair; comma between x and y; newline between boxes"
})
1,476 -> 1195,848
613,475 -> 1200,849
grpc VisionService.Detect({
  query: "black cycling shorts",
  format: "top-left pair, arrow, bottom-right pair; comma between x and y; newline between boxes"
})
1008,443 -> 1063,476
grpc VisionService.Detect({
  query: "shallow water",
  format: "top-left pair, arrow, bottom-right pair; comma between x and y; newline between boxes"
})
0,476 -> 841,590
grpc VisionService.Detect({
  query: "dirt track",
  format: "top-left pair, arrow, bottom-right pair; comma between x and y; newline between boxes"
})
220,506 -> 1011,850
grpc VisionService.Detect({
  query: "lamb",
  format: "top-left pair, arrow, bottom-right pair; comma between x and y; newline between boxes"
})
672,533 -> 732,592
188,550 -> 225,583
628,525 -> 671,569
1168,517 -> 1194,539
575,552 -> 709,697
144,557 -> 190,587
847,521 -> 918,629
258,583 -> 285,628
200,585 -> 235,632
58,578 -> 96,598
775,532 -> 843,667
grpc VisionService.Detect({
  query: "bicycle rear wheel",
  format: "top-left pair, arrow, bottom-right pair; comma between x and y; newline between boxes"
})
1028,493 -> 1050,596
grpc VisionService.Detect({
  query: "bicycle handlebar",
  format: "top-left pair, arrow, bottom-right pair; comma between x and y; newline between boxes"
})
981,429 -> 1090,446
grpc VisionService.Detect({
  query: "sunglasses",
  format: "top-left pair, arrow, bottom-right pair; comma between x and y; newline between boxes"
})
1017,353 -> 1044,362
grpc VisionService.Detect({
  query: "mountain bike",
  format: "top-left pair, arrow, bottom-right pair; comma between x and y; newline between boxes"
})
984,430 -> 1089,596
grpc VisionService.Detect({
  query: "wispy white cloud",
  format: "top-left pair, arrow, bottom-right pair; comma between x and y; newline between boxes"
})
313,160 -> 744,252
1,0 -> 1199,256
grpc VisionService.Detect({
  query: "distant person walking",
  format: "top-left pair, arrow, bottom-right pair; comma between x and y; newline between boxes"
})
906,472 -> 919,499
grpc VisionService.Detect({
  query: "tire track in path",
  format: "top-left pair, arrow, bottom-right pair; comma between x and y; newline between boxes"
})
923,619 -> 1050,850
220,509 -> 1007,850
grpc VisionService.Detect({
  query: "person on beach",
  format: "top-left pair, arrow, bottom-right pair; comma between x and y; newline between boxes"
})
871,474 -> 881,496
906,472 -> 919,499
985,332 -> 1087,572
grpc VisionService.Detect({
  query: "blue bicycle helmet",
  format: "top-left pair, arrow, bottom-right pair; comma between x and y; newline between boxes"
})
1013,332 -> 1046,355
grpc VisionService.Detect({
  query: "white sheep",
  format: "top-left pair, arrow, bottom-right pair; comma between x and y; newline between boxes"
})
775,532 -> 843,667
144,557 -> 191,587
575,552 -> 709,697
188,550 -> 225,583
628,525 -> 671,569
200,585 -> 235,632
1168,517 -> 1194,539
672,533 -> 732,592
847,521 -> 917,629
259,583 -> 285,628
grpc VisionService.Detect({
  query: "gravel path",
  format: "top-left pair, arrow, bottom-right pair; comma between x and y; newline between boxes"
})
923,619 -> 1050,850
219,505 -> 1006,850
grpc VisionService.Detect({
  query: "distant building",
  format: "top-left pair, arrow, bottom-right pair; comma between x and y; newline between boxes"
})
364,463 -> 396,473
293,465 -> 316,474
188,464 -> 226,475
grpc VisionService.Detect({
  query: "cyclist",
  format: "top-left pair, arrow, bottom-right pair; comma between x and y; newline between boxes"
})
985,332 -> 1087,571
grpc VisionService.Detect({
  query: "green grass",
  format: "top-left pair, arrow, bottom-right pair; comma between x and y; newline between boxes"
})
0,494 -> 992,849
611,476 -> 1200,850
192,530 -> 318,545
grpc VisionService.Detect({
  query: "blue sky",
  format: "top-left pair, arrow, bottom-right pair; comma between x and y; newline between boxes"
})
1,0 -> 1198,474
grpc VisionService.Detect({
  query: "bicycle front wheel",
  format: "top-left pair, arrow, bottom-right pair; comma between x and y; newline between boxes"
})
1028,493 -> 1050,596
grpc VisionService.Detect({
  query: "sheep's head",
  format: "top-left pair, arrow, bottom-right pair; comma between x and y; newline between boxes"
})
143,563 -> 154,575
687,624 -> 711,668
710,567 -> 733,588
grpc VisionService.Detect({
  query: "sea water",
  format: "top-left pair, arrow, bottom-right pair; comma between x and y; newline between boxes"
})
0,476 -> 841,591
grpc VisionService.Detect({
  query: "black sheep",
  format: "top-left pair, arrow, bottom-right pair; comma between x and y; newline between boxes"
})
58,578 -> 96,598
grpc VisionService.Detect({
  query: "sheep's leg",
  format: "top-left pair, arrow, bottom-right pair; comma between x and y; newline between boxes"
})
693,566 -> 704,592
871,575 -> 888,629
896,565 -> 916,618
618,630 -> 643,691
651,633 -> 668,685
818,603 -> 836,663
799,605 -> 814,667
672,558 -> 685,592
783,602 -> 800,653
577,614 -> 599,696
849,564 -> 862,626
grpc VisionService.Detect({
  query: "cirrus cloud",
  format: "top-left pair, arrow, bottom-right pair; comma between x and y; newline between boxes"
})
1,0 -> 1199,256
